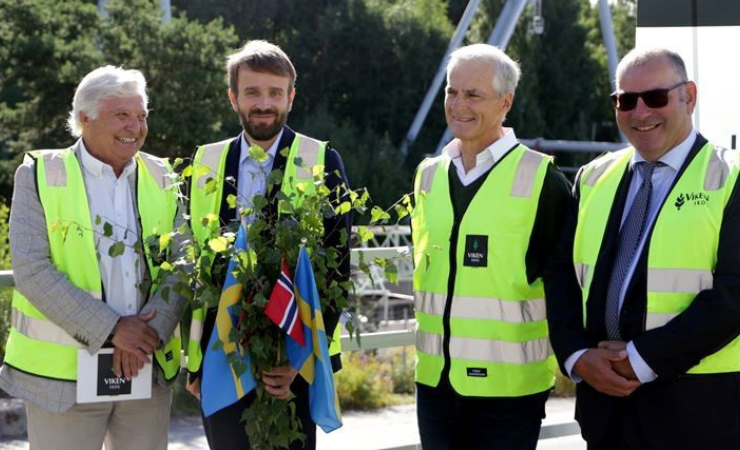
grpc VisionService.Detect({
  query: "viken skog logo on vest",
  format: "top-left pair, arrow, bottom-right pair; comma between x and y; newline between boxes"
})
675,192 -> 710,210
464,235 -> 488,267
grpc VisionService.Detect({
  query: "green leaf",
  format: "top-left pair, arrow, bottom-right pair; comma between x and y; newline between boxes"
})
160,286 -> 170,302
181,165 -> 193,178
311,164 -> 325,178
160,261 -> 173,271
108,242 -> 125,257
395,204 -> 410,220
208,237 -> 228,253
95,215 -> 101,225
267,169 -> 283,187
226,194 -> 237,209
205,178 -> 218,195
103,222 -> 113,238
159,233 -> 171,251
210,338 -> 224,351
370,206 -> 391,223
356,226 -> 374,243
253,195 -> 268,210
335,201 -> 351,215
249,145 -> 269,163
195,165 -> 211,179
384,262 -> 399,284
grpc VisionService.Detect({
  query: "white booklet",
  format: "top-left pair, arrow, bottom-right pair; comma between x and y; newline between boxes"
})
76,348 -> 152,403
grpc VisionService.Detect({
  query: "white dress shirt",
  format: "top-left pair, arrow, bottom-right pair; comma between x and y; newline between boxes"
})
236,130 -> 282,225
80,141 -> 141,316
566,130 -> 697,383
444,127 -> 519,185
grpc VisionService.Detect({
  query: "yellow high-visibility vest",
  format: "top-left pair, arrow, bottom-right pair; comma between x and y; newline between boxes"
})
574,142 -> 740,374
411,144 -> 556,397
4,148 -> 181,381
187,133 -> 342,373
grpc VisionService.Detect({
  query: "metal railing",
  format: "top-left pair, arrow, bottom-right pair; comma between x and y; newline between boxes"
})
0,263 -> 580,449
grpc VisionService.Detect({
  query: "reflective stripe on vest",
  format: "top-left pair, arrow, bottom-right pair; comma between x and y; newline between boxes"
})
415,292 -> 546,323
411,143 -> 556,397
4,148 -> 181,381
417,331 -> 552,365
187,134 -> 332,373
574,142 -> 740,374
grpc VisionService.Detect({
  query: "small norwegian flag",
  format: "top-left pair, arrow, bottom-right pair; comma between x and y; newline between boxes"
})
266,258 -> 305,347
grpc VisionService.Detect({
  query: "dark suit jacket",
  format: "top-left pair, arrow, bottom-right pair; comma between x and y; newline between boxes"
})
194,126 -> 351,378
547,134 -> 740,448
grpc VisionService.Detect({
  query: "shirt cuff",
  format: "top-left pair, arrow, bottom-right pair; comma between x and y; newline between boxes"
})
627,341 -> 658,383
564,349 -> 588,382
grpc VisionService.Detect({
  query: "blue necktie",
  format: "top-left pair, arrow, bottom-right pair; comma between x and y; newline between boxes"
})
604,161 -> 660,340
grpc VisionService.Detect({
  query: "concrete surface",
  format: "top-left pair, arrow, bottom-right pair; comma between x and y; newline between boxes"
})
0,396 -> 584,450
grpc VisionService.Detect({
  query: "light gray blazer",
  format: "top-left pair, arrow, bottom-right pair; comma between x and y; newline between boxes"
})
1,140 -> 187,413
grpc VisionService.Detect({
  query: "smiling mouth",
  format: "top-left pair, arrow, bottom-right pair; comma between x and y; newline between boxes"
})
453,116 -> 474,123
634,124 -> 659,132
117,137 -> 137,143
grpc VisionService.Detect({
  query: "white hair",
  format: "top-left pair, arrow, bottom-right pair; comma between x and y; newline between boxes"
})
67,65 -> 148,137
447,43 -> 521,97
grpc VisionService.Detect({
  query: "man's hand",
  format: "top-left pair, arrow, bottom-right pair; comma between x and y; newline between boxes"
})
262,365 -> 298,400
598,340 -> 638,380
186,377 -> 201,400
573,348 -> 641,397
111,310 -> 159,366
112,348 -> 145,380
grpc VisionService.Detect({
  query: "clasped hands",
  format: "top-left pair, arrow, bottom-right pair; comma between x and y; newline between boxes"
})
573,340 -> 641,397
110,309 -> 160,380
186,365 -> 298,400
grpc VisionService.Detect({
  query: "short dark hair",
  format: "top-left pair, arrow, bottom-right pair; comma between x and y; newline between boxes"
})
227,40 -> 297,94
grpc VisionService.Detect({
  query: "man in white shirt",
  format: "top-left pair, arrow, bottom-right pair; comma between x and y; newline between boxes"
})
410,43 -> 573,450
3,66 -> 187,450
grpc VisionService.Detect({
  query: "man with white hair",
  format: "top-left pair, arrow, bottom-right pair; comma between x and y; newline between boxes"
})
410,43 -> 573,449
548,47 -> 740,449
2,65 -> 186,450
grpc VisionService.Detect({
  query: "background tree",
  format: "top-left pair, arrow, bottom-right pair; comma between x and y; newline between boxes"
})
0,0 -> 237,201
0,0 -> 636,206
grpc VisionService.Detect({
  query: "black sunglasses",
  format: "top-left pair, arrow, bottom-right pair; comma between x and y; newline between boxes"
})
610,81 -> 687,112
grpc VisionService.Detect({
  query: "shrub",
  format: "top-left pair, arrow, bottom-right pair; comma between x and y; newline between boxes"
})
0,203 -> 10,363
389,346 -> 415,395
335,351 -> 395,410
552,369 -> 576,397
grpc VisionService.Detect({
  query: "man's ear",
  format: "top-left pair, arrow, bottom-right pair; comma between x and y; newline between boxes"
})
502,93 -> 513,114
79,111 -> 90,127
287,88 -> 296,113
684,81 -> 698,115
228,88 -> 239,112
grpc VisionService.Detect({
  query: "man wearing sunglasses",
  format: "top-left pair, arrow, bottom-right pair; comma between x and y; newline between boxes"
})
548,47 -> 740,449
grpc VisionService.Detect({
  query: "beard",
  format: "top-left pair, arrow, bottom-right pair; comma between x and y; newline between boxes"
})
238,107 -> 289,142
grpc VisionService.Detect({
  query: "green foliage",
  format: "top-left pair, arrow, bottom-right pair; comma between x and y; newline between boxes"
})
99,0 -> 238,158
0,0 -> 238,202
335,351 -> 395,410
335,347 -> 416,410
0,203 -> 9,269
0,204 -> 11,362
553,368 -> 576,397
295,105 -> 412,220
389,345 -> 416,395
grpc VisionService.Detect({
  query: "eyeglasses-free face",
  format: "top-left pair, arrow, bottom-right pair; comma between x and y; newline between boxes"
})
610,80 -> 687,112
